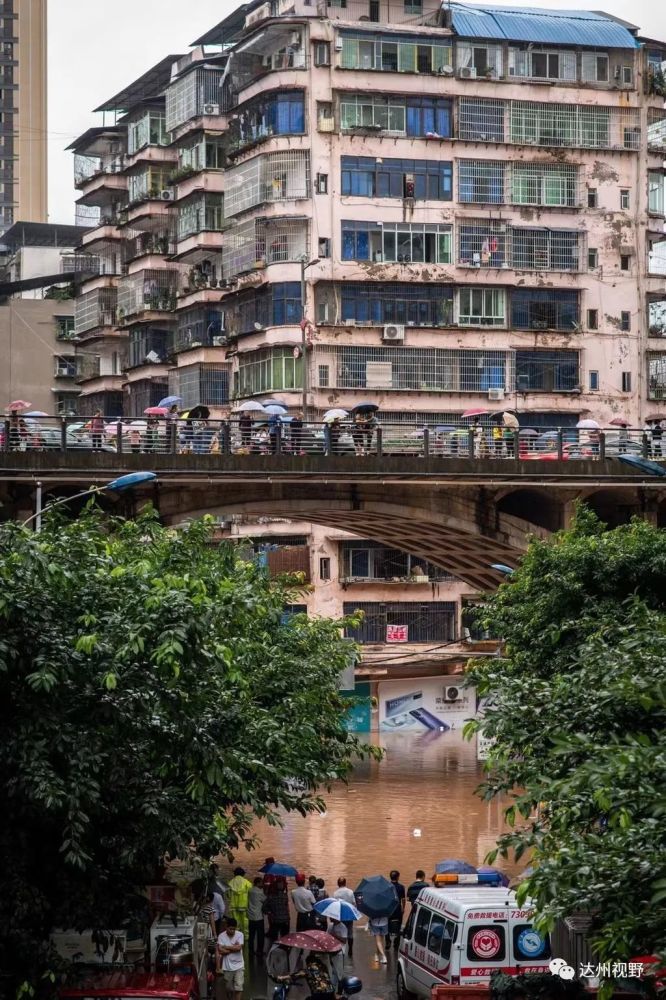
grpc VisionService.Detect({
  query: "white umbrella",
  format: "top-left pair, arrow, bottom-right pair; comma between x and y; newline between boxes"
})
313,898 -> 361,922
577,419 -> 600,429
127,420 -> 147,432
236,400 -> 267,412
502,412 -> 520,429
323,408 -> 349,422
264,404 -> 288,415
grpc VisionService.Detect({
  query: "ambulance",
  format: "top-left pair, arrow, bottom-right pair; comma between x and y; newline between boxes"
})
397,883 -> 550,999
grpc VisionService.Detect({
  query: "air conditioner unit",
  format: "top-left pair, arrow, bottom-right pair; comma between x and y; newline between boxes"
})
383,324 -> 405,342
203,103 -> 220,116
160,189 -> 174,201
459,66 -> 477,79
212,336 -> 226,346
444,685 -> 461,702
290,31 -> 301,46
488,388 -> 504,401
334,39 -> 344,51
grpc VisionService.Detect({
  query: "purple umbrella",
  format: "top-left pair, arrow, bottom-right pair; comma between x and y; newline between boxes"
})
434,859 -> 478,875
477,866 -> 510,887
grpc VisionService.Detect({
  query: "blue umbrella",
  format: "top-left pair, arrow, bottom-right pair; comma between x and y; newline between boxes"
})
259,861 -> 299,877
158,395 -> 182,408
314,898 -> 361,922
477,866 -> 510,888
434,859 -> 478,875
354,876 -> 398,918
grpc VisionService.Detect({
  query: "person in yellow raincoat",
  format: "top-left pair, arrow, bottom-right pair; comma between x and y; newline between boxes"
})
228,866 -> 253,936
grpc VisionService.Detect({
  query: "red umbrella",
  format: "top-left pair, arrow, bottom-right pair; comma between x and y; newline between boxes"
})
278,930 -> 342,953
144,406 -> 168,416
6,400 -> 31,411
462,408 -> 489,418
609,417 -> 630,427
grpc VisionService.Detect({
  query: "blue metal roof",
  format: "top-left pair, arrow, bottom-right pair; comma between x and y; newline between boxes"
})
448,4 -> 640,48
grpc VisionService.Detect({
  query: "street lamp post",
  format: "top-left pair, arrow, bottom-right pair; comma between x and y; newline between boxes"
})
300,256 -> 320,421
23,471 -> 158,532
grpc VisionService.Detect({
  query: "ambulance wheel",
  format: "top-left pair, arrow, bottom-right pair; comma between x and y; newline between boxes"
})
397,969 -> 415,1000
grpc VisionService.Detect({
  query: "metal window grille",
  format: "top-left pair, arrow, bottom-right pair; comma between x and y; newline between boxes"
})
125,378 -> 169,417
510,162 -> 578,207
342,601 -> 456,643
225,150 -> 310,217
128,328 -> 170,368
648,299 -> 666,336
175,306 -> 225,350
55,393 -> 80,417
341,543 -> 455,582
648,353 -> 666,399
311,344 -> 515,393
458,97 -> 505,142
117,269 -> 177,320
61,253 -> 101,276
648,108 -> 666,152
77,391 -> 124,418
458,222 -> 583,271
165,67 -> 226,132
124,228 -> 173,264
176,194 -> 226,241
235,347 -> 304,397
223,217 -> 308,278
75,287 -> 117,335
74,153 -> 101,185
508,100 -> 639,150
512,289 -> 580,330
515,350 -> 579,391
167,363 -> 231,408
457,159 -> 505,204
75,205 -> 101,228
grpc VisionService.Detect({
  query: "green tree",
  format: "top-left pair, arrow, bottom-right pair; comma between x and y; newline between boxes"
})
465,507 -> 666,963
0,510 -> 374,994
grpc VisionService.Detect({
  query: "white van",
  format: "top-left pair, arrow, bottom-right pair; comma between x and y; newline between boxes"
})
397,887 -> 551,999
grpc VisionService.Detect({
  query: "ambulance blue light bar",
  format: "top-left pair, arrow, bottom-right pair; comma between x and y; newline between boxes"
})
433,872 -> 502,886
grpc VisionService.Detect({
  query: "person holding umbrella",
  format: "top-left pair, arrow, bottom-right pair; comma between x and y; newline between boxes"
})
355,875 -> 397,965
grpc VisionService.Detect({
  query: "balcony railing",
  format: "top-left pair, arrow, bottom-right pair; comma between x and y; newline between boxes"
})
117,270 -> 178,321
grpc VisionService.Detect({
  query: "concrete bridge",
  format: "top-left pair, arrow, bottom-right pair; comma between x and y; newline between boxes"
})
2,451 -> 665,590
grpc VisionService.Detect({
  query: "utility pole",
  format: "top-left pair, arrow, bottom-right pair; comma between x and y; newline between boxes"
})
300,256 -> 320,421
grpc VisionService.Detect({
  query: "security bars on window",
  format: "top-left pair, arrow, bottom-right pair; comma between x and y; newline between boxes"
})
224,150 -> 310,218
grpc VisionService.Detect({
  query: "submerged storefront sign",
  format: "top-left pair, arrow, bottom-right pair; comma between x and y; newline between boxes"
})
378,676 -> 475,732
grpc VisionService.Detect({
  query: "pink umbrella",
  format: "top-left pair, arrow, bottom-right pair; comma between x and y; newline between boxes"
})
462,408 -> 489,418
609,417 -> 630,427
7,400 -> 31,411
278,930 -> 342,953
144,406 -> 168,416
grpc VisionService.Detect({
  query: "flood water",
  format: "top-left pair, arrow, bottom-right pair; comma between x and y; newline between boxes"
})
228,730 -> 517,885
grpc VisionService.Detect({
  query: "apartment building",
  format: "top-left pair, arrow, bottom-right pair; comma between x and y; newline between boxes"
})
0,0 -> 48,231
67,2 -> 666,702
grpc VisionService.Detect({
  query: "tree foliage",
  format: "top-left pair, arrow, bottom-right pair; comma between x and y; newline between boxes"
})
0,510 -> 375,993
465,506 -> 666,963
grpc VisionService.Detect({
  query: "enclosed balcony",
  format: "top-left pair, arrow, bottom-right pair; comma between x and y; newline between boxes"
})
176,193 -> 226,242
117,270 -> 178,322
648,108 -> 666,153
222,217 -> 308,279
165,65 -> 227,134
126,109 -> 169,155
70,126 -> 126,189
224,150 -> 310,217
648,353 -> 666,399
167,361 -> 231,409
457,221 -> 583,272
225,90 -> 305,158
340,543 -> 454,585
648,296 -> 666,338
127,326 -> 171,368
124,378 -> 170,418
76,350 -> 127,385
127,167 -> 174,205
224,282 -> 302,337
176,132 -> 226,179
75,287 -> 118,338
225,23 -> 307,101
343,601 -> 457,644
173,307 -> 226,351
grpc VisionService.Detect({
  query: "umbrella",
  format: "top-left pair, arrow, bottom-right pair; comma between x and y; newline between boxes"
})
236,400 -> 267,412
502,412 -> 519,428
435,859 -> 478,875
158,395 -> 182,409
260,399 -> 286,407
477,866 -> 510,888
313,898 -> 361,923
323,408 -> 349,422
351,403 -> 379,415
127,420 -> 147,432
462,408 -> 488,418
187,405 -> 210,420
25,410 -> 48,417
645,414 -> 666,423
354,875 -> 398,918
144,406 -> 168,416
577,419 -> 600,429
609,417 -> 630,427
259,861 -> 299,877
6,400 -> 31,411
278,930 -> 342,953
264,404 -> 288,416
434,425 -> 457,434
519,428 -> 538,437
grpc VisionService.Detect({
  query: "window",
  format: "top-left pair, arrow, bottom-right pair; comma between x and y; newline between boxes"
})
648,172 -> 664,215
236,346 -> 304,396
414,907 -> 431,947
581,51 -> 610,83
620,189 -> 630,210
510,163 -> 576,207
457,42 -> 503,76
620,254 -> 630,271
316,172 -> 328,194
405,0 -> 422,13
588,188 -> 598,208
317,101 -> 334,129
319,557 -> 331,580
341,156 -> 452,201
458,160 -> 505,204
589,369 -> 599,390
428,914 -> 449,955
340,93 -> 407,133
318,237 -> 331,258
339,31 -> 451,74
515,350 -> 579,391
508,46 -> 575,81
338,281 -> 453,325
55,315 -> 76,341
314,41 -> 331,66
622,371 -> 632,392
458,98 -> 504,142
458,288 -> 506,327
648,353 -> 666,399
467,925 -> 506,963
587,309 -> 598,330
621,311 -> 631,331
513,926 -> 550,962
405,97 -> 451,138
318,364 -> 330,386
512,290 -> 579,331
588,248 -> 598,269
54,355 -> 78,377
341,221 -> 452,264
622,66 -> 633,86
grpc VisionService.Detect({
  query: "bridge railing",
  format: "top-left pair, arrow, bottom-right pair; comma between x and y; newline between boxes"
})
1,417 -> 663,462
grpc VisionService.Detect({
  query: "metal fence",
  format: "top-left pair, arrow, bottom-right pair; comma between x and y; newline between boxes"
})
3,417 -> 663,463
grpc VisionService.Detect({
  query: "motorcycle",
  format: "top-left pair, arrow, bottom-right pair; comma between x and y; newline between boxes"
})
263,973 -> 363,1000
